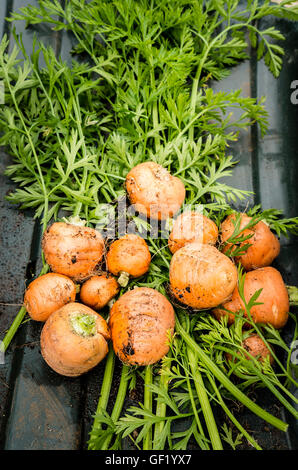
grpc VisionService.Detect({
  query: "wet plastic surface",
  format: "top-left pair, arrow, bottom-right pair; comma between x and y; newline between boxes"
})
0,0 -> 297,450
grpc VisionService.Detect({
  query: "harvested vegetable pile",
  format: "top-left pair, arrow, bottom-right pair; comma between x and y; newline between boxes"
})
1,0 -> 298,451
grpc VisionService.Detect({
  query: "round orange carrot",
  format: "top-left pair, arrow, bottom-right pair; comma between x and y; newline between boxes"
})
42,222 -> 105,281
109,287 -> 175,366
169,243 -> 238,309
168,211 -> 218,254
40,302 -> 110,377
24,272 -> 76,321
126,161 -> 186,220
213,266 -> 289,329
221,213 -> 280,271
106,234 -> 151,286
80,273 -> 119,310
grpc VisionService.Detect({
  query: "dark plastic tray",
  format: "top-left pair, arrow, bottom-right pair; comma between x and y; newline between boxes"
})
0,0 -> 297,450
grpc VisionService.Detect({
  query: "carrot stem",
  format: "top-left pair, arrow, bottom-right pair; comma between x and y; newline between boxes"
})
175,315 -> 288,433
88,346 -> 115,450
143,365 -> 153,450
184,366 -> 210,450
2,307 -> 27,352
187,347 -> 223,450
287,285 -> 298,306
101,364 -> 130,450
206,373 -> 262,450
118,271 -> 130,288
153,355 -> 171,449
96,347 -> 116,414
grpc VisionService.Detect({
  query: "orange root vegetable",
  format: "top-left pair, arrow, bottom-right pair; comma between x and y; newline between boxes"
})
40,302 -> 110,377
109,287 -> 175,366
213,266 -> 289,329
169,243 -> 238,309
213,285 -> 243,325
226,334 -> 274,365
106,234 -> 151,287
168,211 -> 218,254
42,222 -> 105,282
80,273 -> 119,310
221,213 -> 280,271
24,273 -> 76,322
125,161 -> 186,220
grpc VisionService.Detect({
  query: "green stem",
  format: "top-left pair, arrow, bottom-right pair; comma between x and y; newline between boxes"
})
251,369 -> 298,420
88,346 -> 115,450
175,315 -> 288,432
287,285 -> 298,306
217,344 -> 298,403
2,307 -> 27,352
184,366 -> 210,450
149,63 -> 160,151
187,17 -> 268,143
64,76 -> 89,218
98,348 -> 116,412
187,347 -> 223,450
188,45 -> 211,142
153,357 -> 171,449
148,238 -> 170,269
101,364 -> 130,450
206,373 -> 262,450
143,365 -> 153,450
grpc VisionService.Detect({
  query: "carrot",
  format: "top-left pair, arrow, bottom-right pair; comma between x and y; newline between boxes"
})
40,302 -> 110,377
109,287 -> 175,366
213,266 -> 289,329
24,272 -> 76,322
169,243 -> 238,309
42,222 -> 105,282
168,211 -> 218,254
125,161 -> 186,220
106,234 -> 151,287
226,334 -> 274,365
221,213 -> 280,271
80,273 -> 119,310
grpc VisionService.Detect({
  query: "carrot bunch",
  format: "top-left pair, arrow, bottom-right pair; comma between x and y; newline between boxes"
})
168,210 -> 288,364
23,162 -> 291,378
24,190 -> 174,375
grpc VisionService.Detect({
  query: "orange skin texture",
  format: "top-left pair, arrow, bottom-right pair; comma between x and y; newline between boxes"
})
125,161 -> 186,220
226,334 -> 274,365
109,287 -> 175,366
41,302 -> 110,377
42,222 -> 105,281
80,273 -> 119,310
213,284 -> 243,325
169,243 -> 238,309
213,267 -> 289,329
24,272 -> 76,322
168,211 -> 218,254
106,234 -> 151,278
221,213 -> 280,271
